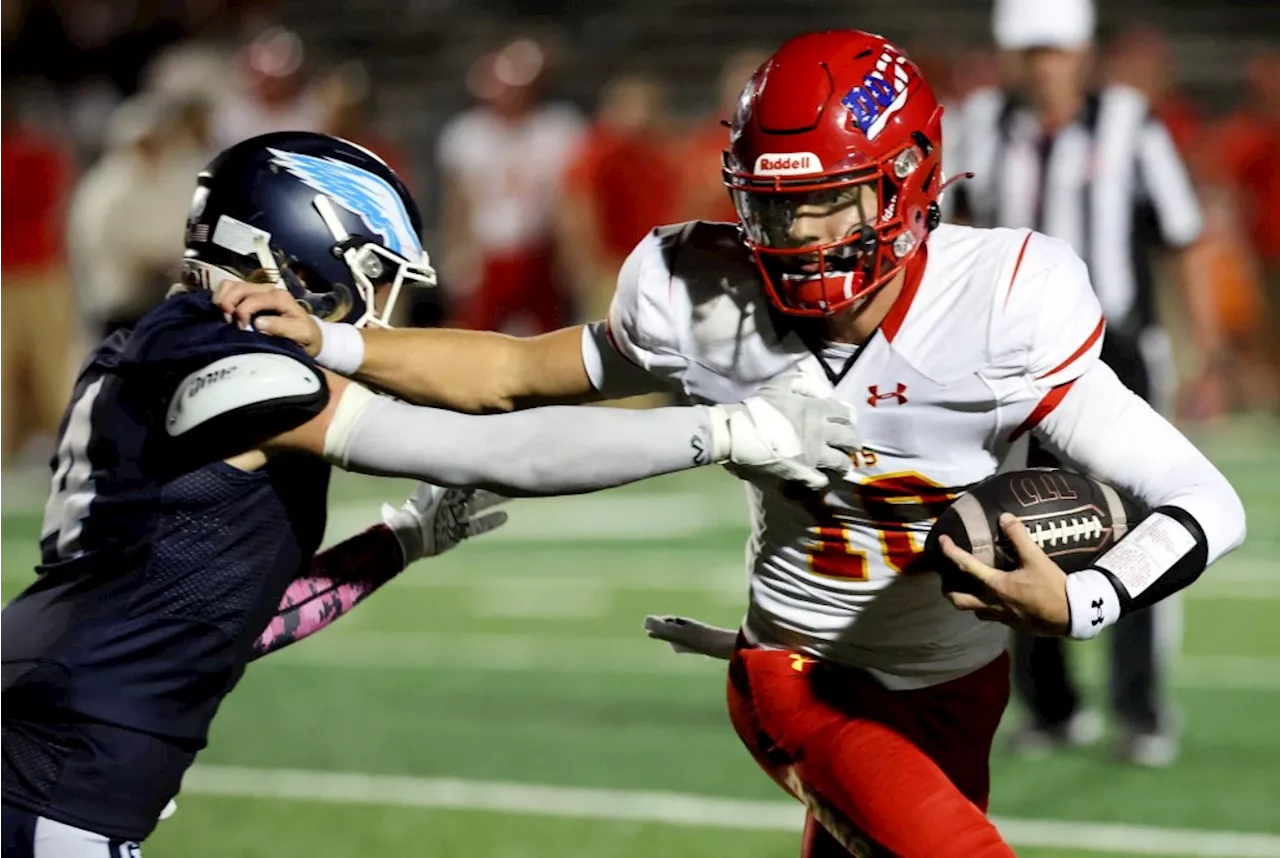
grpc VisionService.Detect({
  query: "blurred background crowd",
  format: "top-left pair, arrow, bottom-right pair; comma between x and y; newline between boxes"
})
2,0 -> 1278,466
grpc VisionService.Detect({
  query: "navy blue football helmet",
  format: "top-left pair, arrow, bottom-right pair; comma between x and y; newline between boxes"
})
183,131 -> 435,326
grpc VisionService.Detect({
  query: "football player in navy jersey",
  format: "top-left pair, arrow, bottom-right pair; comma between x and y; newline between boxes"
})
0,132 -> 860,857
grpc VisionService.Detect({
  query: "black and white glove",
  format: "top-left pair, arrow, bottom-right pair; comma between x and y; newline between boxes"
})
643,615 -> 737,660
381,483 -> 509,564
707,375 -> 859,490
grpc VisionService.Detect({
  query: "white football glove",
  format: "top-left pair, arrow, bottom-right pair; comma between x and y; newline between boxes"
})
644,615 -> 737,660
707,375 -> 859,490
381,483 -> 509,564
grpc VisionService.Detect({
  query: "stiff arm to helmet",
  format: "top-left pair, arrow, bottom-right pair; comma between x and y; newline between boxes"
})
311,373 -> 859,495
165,340 -> 858,494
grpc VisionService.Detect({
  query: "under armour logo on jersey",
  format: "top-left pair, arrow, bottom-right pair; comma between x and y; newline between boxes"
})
268,148 -> 421,259
866,383 -> 908,406
1091,598 -> 1106,626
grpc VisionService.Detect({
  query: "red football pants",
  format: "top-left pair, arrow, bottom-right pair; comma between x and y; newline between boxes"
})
726,645 -> 1014,857
454,245 -> 568,334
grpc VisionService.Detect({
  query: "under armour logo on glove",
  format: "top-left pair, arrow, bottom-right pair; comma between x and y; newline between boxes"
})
1091,598 -> 1106,626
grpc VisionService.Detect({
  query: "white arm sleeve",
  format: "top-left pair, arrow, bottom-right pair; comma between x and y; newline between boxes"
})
1035,362 -> 1246,566
326,389 -> 715,497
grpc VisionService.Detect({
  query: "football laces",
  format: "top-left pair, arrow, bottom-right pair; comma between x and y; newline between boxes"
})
1024,514 -> 1104,549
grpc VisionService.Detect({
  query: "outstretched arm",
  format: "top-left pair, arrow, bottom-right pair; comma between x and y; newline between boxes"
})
251,484 -> 509,658
251,523 -> 403,659
214,280 -> 616,411
261,371 -> 857,496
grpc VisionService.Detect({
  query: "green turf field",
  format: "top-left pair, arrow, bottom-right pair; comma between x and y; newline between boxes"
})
3,417 -> 1278,857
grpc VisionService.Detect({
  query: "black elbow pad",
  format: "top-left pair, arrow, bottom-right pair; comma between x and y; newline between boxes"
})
1094,505 -> 1210,614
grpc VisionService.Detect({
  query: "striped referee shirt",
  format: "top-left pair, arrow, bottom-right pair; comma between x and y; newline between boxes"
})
949,84 -> 1203,336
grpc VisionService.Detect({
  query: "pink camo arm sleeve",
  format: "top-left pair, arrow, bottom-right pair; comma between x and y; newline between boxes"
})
250,524 -> 406,659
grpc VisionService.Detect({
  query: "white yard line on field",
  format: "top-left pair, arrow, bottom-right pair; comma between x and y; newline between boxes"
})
180,765 -> 1280,857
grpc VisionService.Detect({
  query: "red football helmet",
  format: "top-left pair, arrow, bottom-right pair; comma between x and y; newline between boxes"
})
723,31 -> 944,316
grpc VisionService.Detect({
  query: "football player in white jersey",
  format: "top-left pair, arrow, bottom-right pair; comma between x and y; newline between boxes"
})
217,31 -> 1246,858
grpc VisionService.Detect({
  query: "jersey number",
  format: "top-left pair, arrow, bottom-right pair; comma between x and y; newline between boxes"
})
42,379 -> 105,559
806,472 -> 957,581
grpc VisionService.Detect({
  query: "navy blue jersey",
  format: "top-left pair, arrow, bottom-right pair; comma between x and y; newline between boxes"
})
1,291 -> 330,839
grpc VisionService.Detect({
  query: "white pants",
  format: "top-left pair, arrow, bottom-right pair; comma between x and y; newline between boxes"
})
4,816 -> 140,858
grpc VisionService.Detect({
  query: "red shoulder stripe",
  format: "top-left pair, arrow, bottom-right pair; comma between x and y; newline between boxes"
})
1003,232 -> 1035,309
1008,380 -> 1076,442
1037,316 -> 1105,380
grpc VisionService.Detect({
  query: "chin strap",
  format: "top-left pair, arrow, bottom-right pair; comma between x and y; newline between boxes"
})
938,171 -> 974,196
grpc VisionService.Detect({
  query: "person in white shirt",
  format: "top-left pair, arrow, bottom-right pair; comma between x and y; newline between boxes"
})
67,94 -> 212,345
436,37 -> 585,333
217,32 -> 1245,858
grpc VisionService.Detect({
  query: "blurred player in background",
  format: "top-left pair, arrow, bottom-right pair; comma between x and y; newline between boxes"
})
677,49 -> 771,224
211,26 -> 323,149
949,0 -> 1213,765
1217,50 -> 1280,378
1,131 -> 859,858
556,72 -> 678,321
218,33 -> 1246,857
314,60 -> 413,182
66,94 -> 212,348
437,36 -> 585,333
1,90 -> 75,466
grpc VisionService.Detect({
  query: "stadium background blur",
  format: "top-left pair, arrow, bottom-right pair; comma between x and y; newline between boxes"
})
2,1 -> 1278,856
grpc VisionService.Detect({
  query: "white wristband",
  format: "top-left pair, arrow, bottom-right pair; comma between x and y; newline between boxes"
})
1065,569 -> 1123,640
315,321 -> 366,375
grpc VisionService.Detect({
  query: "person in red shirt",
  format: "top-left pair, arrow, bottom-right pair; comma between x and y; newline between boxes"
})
1217,50 -> 1280,379
556,73 -> 679,321
1,112 -> 75,463
677,50 -> 770,224
1219,53 -> 1280,268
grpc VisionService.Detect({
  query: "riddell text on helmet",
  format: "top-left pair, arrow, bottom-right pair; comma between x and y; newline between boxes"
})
753,152 -> 824,176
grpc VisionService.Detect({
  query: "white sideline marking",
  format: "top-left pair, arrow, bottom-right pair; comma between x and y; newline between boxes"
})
181,765 -> 1280,857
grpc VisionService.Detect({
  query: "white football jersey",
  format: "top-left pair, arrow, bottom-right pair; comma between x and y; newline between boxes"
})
585,221 -> 1106,689
436,104 -> 586,252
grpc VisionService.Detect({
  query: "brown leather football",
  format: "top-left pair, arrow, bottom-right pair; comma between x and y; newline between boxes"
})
926,468 -> 1146,595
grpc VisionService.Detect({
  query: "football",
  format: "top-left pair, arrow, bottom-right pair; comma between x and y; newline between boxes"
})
925,468 -> 1146,595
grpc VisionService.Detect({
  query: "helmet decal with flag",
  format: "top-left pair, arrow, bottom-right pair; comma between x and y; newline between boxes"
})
723,31 -> 945,317
183,131 -> 436,328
